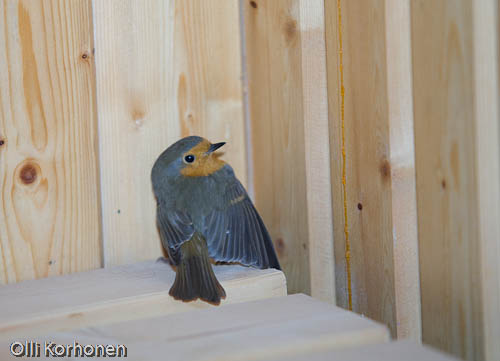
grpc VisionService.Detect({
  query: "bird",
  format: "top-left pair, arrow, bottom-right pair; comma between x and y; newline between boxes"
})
151,136 -> 281,305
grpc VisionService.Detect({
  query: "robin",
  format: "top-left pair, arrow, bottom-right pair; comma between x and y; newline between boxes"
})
151,136 -> 281,305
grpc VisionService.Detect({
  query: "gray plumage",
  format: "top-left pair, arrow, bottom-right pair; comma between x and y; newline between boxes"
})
152,136 -> 280,304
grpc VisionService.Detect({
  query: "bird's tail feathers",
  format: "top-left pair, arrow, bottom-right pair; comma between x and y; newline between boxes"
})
169,233 -> 226,305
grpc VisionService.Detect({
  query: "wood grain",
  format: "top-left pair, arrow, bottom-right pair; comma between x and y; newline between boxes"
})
271,340 -> 460,361
298,0 -> 335,303
384,0 -> 421,341
1,294 -> 389,361
411,0 -> 483,359
242,0 -> 310,295
92,0 -> 246,266
0,0 -> 102,284
0,260 -> 286,340
242,0 -> 335,299
325,0 -> 397,336
473,2 -> 500,360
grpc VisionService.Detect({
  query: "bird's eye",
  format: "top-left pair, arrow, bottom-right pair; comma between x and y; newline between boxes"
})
184,154 -> 195,163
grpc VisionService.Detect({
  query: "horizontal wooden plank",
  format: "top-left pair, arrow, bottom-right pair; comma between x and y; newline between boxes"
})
271,340 -> 459,361
1,294 -> 389,361
0,260 -> 286,340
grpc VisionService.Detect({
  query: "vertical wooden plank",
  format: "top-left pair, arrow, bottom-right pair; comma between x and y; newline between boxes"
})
473,1 -> 500,361
242,0 -> 335,300
411,1 -> 483,359
299,0 -> 335,302
242,0 -> 335,299
325,0 -> 398,337
0,0 -> 102,284
324,0 -> 345,309
93,0 -> 246,266
384,0 -> 421,341
242,0 -> 310,295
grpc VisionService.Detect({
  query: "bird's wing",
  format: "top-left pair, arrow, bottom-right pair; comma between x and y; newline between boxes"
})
156,204 -> 195,265
204,179 -> 281,270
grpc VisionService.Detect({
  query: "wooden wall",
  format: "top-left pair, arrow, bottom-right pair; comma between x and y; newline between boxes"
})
473,2 -> 500,360
0,0 -> 334,302
0,0 -> 102,283
411,0 -> 500,359
324,0 -> 500,359
324,0 -> 421,340
1,1 -> 500,360
242,0 -> 335,300
0,0 -> 247,280
411,0 -> 480,358
92,0 -> 246,266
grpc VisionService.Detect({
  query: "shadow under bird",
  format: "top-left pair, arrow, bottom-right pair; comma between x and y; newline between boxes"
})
151,136 -> 281,304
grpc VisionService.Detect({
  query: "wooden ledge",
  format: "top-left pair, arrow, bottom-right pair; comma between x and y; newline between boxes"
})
271,340 -> 459,361
0,260 -> 286,340
1,294 -> 390,361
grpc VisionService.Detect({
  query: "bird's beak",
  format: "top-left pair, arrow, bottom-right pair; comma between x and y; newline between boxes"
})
207,142 -> 226,154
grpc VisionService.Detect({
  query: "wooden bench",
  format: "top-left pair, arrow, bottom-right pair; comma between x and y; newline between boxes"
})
270,340 -> 459,361
0,261 -> 458,360
0,261 -> 286,339
1,294 -> 389,360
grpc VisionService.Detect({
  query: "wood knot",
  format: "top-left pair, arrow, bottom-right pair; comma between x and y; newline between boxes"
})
379,159 -> 391,181
284,18 -> 297,44
15,160 -> 41,187
20,163 -> 38,184
132,108 -> 146,128
0,138 -> 4,146
80,51 -> 90,60
357,203 -> 363,210
441,178 -> 447,189
79,51 -> 91,65
275,238 -> 285,257
250,1 -> 257,8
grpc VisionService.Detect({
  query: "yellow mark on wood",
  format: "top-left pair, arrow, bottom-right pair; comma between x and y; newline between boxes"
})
337,0 -> 352,311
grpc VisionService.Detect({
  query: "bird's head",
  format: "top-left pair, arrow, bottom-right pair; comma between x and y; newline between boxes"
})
152,136 -> 226,182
